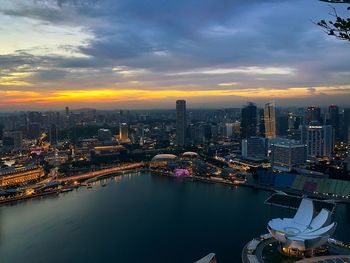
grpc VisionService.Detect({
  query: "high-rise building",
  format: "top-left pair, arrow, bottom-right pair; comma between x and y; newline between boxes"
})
98,128 -> 112,141
119,123 -> 130,143
241,102 -> 257,139
343,108 -> 350,143
347,126 -> 350,172
189,124 -> 206,146
10,131 -> 23,150
176,100 -> 187,147
232,121 -> 241,138
49,124 -> 58,145
258,108 -> 265,136
305,106 -> 321,124
328,105 -> 340,141
277,115 -> 289,137
225,123 -> 234,138
241,136 -> 267,159
27,123 -> 41,139
271,140 -> 307,171
65,106 -> 70,127
301,124 -> 334,159
2,136 -> 14,151
28,112 -> 42,124
264,102 -> 276,138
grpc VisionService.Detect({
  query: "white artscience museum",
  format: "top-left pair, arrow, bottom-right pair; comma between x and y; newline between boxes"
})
267,198 -> 336,257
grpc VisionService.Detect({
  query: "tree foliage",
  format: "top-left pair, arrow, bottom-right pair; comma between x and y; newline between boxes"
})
318,5 -> 350,41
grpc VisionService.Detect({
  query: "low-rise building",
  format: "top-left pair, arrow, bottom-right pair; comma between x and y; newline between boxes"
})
0,165 -> 45,188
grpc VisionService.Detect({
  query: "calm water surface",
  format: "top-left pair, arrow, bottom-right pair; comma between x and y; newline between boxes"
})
1,173 -> 349,263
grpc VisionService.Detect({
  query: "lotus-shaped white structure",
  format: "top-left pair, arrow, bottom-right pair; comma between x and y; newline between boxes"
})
267,198 -> 336,252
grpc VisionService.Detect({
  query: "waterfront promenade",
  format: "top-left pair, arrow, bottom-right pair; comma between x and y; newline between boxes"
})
56,162 -> 145,182
0,163 -> 145,205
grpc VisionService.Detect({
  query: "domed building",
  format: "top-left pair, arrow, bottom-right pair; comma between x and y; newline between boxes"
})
182,151 -> 199,161
150,154 -> 179,168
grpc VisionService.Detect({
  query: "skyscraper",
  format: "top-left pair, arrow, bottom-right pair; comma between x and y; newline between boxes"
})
8,131 -> 23,150
264,102 -> 276,138
119,123 -> 130,143
241,102 -> 257,139
301,124 -> 334,159
65,106 -> 70,127
258,108 -> 265,136
305,106 -> 321,124
328,104 -> 339,141
343,108 -> 350,143
176,100 -> 187,147
277,115 -> 289,137
49,124 -> 58,145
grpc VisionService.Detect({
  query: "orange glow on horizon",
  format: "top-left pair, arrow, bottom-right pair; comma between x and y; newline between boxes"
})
0,86 -> 349,107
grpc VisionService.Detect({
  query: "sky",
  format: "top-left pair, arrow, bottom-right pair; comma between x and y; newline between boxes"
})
0,0 -> 349,110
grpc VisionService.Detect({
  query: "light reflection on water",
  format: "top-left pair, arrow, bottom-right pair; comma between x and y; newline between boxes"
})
0,173 -> 349,263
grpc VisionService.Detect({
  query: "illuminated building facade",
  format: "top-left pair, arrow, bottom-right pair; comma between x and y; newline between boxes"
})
150,154 -> 179,168
264,102 -> 276,138
119,123 -> 130,143
301,124 -> 334,159
0,166 -> 45,188
271,140 -> 307,171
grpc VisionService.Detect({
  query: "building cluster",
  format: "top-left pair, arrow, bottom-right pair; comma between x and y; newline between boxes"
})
0,165 -> 45,188
174,100 -> 349,180
0,100 -> 349,190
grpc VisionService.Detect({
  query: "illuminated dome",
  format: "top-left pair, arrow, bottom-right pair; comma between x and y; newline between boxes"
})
268,198 -> 336,252
151,154 -> 178,162
150,154 -> 179,168
182,151 -> 199,160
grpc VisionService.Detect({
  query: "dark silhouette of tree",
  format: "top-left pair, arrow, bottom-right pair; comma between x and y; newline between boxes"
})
318,1 -> 350,41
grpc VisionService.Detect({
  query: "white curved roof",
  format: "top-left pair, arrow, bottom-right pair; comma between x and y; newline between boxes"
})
182,151 -> 199,156
268,198 -> 336,251
151,154 -> 178,161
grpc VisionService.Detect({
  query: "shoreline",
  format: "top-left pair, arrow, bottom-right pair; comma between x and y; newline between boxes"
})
2,167 -> 350,206
149,168 -> 350,204
0,168 -> 143,206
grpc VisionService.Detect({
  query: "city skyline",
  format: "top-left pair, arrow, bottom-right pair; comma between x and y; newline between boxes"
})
1,1 -> 350,262
0,0 -> 349,111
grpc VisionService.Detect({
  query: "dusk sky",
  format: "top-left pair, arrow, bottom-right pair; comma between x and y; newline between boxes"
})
0,0 -> 349,110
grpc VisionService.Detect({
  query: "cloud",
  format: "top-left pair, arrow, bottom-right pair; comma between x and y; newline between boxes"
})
169,67 -> 296,76
0,0 -> 349,109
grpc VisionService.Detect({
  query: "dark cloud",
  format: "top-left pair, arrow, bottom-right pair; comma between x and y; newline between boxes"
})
32,69 -> 67,80
0,0 -> 349,106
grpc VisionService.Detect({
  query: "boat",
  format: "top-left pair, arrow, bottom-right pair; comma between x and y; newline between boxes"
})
87,183 -> 92,188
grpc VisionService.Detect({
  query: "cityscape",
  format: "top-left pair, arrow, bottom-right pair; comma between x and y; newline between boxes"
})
0,0 -> 350,263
